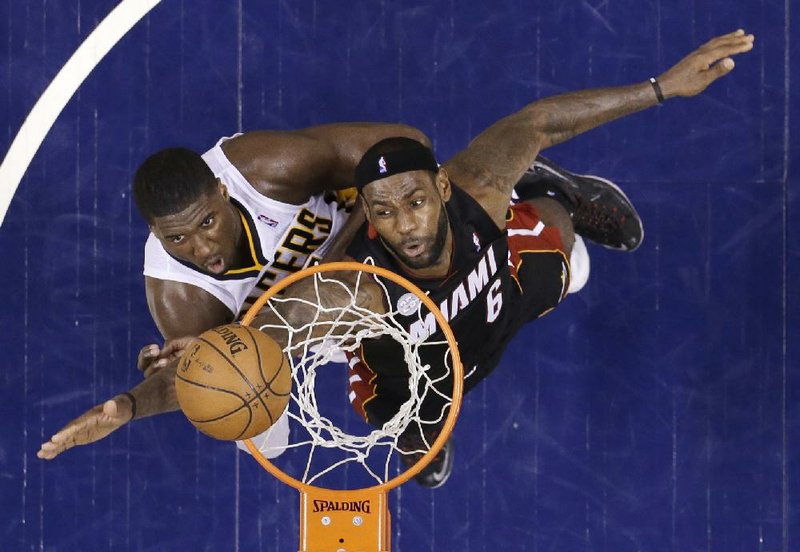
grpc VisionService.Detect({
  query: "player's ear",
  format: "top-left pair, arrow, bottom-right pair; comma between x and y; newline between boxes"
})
435,168 -> 451,201
359,196 -> 379,240
218,180 -> 229,200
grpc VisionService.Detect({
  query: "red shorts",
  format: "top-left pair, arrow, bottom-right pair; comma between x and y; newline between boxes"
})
505,201 -> 571,304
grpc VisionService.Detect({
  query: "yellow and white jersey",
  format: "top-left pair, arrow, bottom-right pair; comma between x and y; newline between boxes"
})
143,135 -> 348,317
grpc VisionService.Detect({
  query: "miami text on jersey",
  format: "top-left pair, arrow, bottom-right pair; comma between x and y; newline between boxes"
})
409,245 -> 501,342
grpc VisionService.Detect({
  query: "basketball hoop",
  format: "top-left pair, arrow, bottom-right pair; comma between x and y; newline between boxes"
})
239,261 -> 463,552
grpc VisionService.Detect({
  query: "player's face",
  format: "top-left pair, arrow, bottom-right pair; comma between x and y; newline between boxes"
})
149,184 -> 244,275
362,170 -> 452,275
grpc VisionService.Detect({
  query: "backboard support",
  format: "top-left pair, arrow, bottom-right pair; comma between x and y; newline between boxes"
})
300,487 -> 391,552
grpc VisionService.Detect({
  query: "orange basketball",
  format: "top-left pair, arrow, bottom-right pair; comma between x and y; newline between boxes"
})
175,324 -> 291,441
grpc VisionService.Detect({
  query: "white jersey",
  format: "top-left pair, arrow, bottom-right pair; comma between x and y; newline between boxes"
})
143,134 -> 348,317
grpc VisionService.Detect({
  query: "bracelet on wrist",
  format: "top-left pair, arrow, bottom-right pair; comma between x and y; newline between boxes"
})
121,392 -> 137,421
649,77 -> 665,104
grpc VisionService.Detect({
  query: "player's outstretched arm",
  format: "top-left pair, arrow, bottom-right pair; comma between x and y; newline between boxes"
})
223,123 -> 431,204
37,361 -> 181,460
446,29 -> 755,226
37,397 -> 133,460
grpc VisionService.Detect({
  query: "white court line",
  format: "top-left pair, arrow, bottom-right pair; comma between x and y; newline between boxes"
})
0,0 -> 162,226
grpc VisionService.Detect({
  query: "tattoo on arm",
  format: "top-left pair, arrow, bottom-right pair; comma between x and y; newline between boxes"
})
523,82 -> 656,149
251,271 -> 387,350
447,81 -> 658,207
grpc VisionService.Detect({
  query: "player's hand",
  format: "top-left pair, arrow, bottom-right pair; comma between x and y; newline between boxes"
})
37,395 -> 134,460
137,337 -> 196,378
657,29 -> 754,99
138,343 -> 166,378
161,336 -> 197,362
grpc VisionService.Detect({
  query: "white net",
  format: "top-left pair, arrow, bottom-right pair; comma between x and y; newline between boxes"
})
250,261 -> 459,489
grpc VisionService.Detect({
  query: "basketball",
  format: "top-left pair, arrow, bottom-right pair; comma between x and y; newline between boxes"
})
175,324 -> 291,441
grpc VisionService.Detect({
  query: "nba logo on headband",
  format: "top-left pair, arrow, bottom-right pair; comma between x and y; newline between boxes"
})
354,138 -> 439,190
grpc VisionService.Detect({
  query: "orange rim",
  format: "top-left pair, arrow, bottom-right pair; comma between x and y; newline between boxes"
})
239,261 -> 463,495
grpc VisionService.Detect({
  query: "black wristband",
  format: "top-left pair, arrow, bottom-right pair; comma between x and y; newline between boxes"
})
649,77 -> 665,104
121,392 -> 137,421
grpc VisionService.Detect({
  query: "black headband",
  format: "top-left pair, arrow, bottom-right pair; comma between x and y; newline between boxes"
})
354,144 -> 439,190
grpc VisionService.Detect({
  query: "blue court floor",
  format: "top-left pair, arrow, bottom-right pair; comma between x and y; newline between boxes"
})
1,2 -> 797,550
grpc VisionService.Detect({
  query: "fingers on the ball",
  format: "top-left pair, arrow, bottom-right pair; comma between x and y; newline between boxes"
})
143,359 -> 167,377
162,340 -> 188,357
139,346 -> 160,370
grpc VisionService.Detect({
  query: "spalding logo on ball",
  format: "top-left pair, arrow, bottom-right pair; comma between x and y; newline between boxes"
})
175,324 -> 291,441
